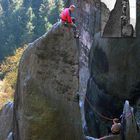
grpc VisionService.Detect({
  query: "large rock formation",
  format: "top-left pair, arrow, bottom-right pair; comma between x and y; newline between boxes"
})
75,0 -> 100,132
85,0 -> 140,139
101,2 -> 110,36
0,0 -> 139,140
122,101 -> 139,140
0,102 -> 13,140
13,22 -> 84,140
103,0 -> 131,37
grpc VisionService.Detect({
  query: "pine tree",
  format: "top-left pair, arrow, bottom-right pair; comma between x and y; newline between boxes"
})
0,0 -> 63,61
25,6 -> 35,41
55,0 -> 64,13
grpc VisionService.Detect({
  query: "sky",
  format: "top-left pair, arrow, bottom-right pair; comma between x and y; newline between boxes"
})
101,0 -> 136,28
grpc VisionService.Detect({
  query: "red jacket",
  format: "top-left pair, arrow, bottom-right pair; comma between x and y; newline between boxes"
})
60,8 -> 73,23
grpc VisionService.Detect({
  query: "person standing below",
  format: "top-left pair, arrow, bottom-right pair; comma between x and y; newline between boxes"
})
111,118 -> 122,135
60,5 -> 79,38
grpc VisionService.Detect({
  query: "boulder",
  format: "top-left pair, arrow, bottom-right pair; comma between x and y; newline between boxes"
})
6,132 -> 13,140
76,0 -> 101,133
0,102 -> 13,140
85,0 -> 140,139
101,2 -> 110,36
103,0 -> 130,37
121,101 -> 139,140
13,22 -> 84,140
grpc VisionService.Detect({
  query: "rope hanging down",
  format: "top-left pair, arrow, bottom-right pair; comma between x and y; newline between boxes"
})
85,96 -> 114,121
85,96 -> 133,122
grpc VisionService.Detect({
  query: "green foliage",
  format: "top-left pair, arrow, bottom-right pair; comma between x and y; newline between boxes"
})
0,46 -> 26,109
0,0 -> 64,109
0,0 -> 64,61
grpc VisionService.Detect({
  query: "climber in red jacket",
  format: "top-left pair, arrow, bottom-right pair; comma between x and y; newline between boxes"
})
60,5 -> 79,38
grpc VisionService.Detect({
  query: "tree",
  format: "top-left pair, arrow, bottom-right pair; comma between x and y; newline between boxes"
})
0,46 -> 26,109
0,0 -> 63,61
25,6 -> 35,41
0,0 -> 64,108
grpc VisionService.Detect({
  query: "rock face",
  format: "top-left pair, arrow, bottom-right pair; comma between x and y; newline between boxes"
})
85,77 -> 120,137
101,2 -> 110,36
0,102 -> 13,140
103,0 -> 131,37
13,22 -> 84,140
135,94 -> 140,127
85,0 -> 140,139
75,0 -> 100,132
0,0 -> 139,140
89,30 -> 140,101
122,101 -> 139,140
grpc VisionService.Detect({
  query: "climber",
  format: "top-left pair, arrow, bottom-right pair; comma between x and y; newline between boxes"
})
60,5 -> 79,38
111,118 -> 122,135
122,1 -> 127,14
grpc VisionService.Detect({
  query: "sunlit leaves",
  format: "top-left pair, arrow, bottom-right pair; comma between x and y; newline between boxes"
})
0,46 -> 26,109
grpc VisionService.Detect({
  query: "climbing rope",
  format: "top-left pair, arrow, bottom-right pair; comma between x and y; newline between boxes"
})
85,96 -> 114,121
85,95 -> 134,122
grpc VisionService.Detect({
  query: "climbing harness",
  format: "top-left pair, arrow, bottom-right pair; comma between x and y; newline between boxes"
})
61,14 -> 80,39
